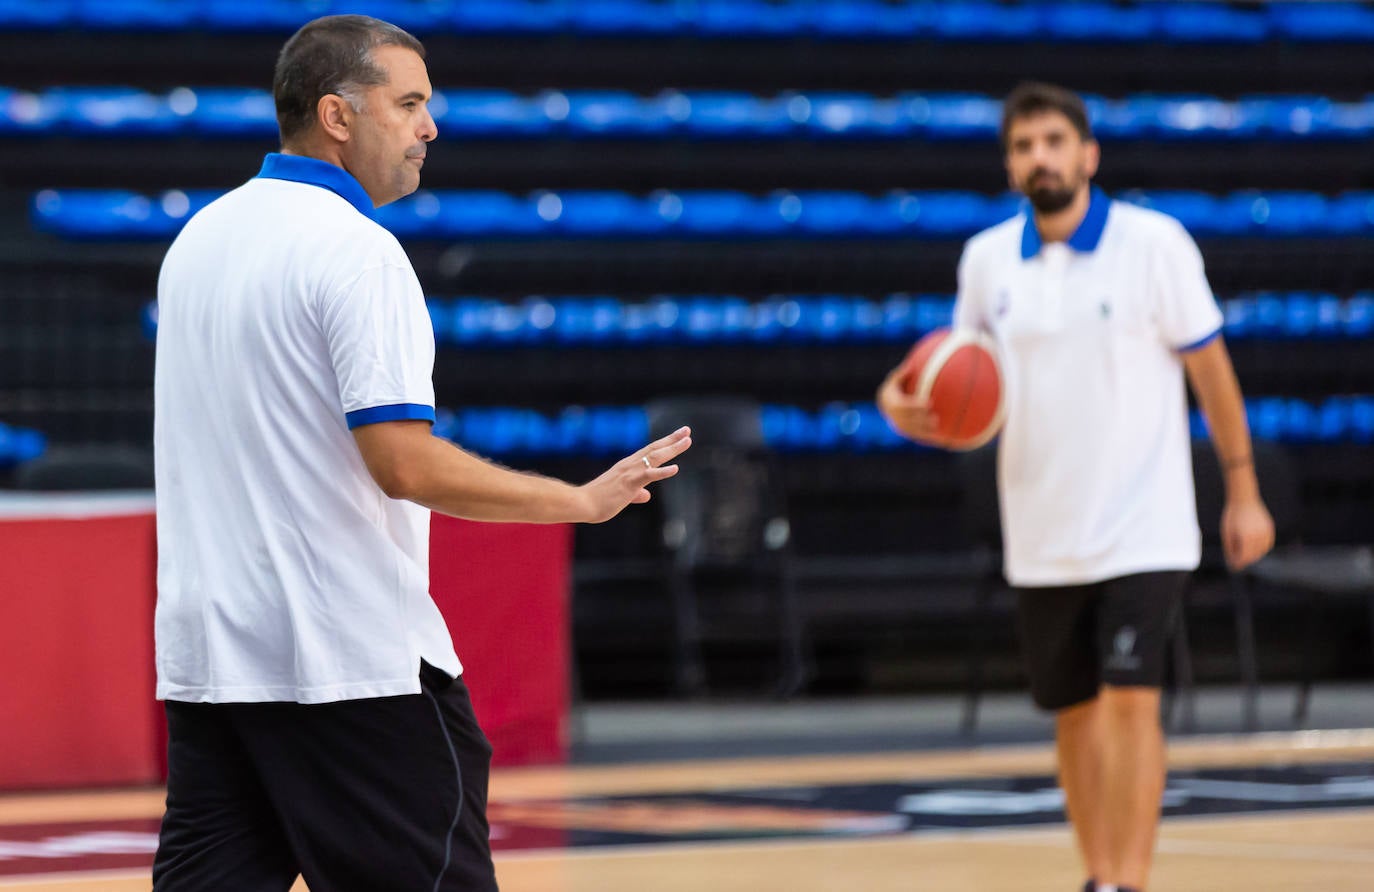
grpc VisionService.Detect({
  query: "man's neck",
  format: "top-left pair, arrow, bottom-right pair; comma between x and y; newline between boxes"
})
1033,186 -> 1092,245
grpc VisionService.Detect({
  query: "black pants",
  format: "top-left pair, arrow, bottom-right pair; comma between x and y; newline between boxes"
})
154,665 -> 498,892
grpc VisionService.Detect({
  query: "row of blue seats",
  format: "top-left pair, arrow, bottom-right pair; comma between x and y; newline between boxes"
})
2,1 -> 1371,43
36,187 -> 1374,241
432,395 -> 1374,457
1192,397 -> 1374,446
140,293 -> 1374,346
7,87 -> 1374,142
0,422 -> 47,468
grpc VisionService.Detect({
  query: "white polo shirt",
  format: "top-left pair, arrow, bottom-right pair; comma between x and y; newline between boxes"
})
154,153 -> 461,704
954,188 -> 1223,587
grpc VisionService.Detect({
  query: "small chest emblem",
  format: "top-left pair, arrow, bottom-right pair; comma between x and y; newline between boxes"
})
1100,300 -> 1112,319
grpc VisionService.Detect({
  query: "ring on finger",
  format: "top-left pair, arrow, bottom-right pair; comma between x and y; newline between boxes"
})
642,455 -> 652,469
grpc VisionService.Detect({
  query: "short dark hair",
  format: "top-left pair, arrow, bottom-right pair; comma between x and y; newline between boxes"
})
272,15 -> 425,145
999,81 -> 1093,152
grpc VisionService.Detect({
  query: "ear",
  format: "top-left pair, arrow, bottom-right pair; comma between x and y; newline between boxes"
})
1083,139 -> 1101,179
316,93 -> 353,144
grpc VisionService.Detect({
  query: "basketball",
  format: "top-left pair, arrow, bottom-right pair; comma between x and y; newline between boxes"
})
895,327 -> 1006,450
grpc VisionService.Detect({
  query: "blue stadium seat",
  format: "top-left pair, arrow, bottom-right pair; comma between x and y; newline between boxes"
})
848,297 -> 886,342
50,87 -> 182,136
450,0 -> 572,34
1231,191 -> 1331,237
804,93 -> 911,139
202,0 -> 335,32
0,422 -> 47,468
1148,96 -> 1267,141
906,93 -> 1001,141
141,300 -> 160,342
877,191 -> 1010,237
786,191 -> 881,236
185,87 -> 277,136
568,0 -> 686,35
1041,2 -> 1156,42
617,297 -> 676,344
1083,96 -> 1143,141
1345,293 -> 1374,337
1156,3 -> 1269,43
32,189 -> 167,239
438,90 -> 552,138
351,0 -> 451,32
1326,192 -> 1374,235
75,0 -> 197,29
1271,2 -> 1374,42
1352,397 -> 1374,443
680,91 -> 800,139
541,190 -> 668,237
0,0 -> 73,28
432,190 -> 549,237
558,90 -> 684,138
694,0 -> 808,37
0,89 -> 61,134
659,191 -> 787,237
1119,190 -> 1228,235
931,1 -> 1042,41
808,0 -> 928,40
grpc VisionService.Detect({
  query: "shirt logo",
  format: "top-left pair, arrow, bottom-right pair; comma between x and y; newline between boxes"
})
995,289 -> 1011,319
1100,300 -> 1112,319
1107,626 -> 1141,671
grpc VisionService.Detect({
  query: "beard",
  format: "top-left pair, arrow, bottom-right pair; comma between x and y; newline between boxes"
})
1025,182 -> 1078,214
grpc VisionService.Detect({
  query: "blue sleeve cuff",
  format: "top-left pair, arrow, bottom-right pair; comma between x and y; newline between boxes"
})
1176,326 -> 1222,353
345,403 -> 436,429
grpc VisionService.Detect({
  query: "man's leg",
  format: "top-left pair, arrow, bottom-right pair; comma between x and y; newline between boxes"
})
1098,685 -> 1165,890
1094,571 -> 1189,891
1015,583 -> 1106,886
1054,696 -> 1111,884
153,701 -> 298,892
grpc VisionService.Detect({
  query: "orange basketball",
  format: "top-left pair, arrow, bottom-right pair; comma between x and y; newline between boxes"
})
896,327 -> 1006,450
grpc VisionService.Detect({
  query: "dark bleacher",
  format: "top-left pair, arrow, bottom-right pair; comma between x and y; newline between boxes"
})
6,1 -> 1374,694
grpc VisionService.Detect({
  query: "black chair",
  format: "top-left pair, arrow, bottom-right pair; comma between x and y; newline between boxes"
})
958,442 -> 1196,735
645,396 -> 811,698
13,444 -> 154,491
1194,439 -> 1374,728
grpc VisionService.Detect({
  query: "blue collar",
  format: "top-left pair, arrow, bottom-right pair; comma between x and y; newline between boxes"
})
1020,186 -> 1111,260
255,153 -> 375,219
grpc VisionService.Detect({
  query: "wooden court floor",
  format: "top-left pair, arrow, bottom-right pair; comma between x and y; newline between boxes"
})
2,730 -> 1372,891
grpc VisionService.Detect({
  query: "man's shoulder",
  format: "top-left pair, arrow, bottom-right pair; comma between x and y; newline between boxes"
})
1108,198 -> 1194,247
963,213 -> 1024,260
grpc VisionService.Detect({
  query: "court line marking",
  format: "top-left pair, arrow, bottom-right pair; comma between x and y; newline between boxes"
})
986,830 -> 1374,865
491,804 -> 1374,863
0,868 -> 147,888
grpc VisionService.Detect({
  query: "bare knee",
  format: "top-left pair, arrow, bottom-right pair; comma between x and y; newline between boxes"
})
1100,685 -> 1162,728
1054,695 -> 1101,732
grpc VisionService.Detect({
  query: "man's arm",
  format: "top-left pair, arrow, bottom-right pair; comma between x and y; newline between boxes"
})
352,420 -> 691,524
1182,337 -> 1275,569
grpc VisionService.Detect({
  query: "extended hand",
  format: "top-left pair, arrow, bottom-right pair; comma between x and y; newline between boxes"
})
577,426 -> 692,523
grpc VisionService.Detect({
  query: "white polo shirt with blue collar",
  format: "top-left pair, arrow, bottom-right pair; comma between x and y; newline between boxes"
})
154,153 -> 461,704
954,187 -> 1224,587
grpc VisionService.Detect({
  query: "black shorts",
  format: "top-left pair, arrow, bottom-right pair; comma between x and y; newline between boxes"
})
1014,571 -> 1189,712
153,664 -> 497,892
